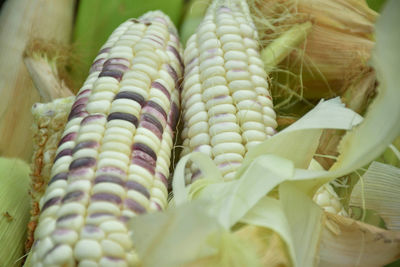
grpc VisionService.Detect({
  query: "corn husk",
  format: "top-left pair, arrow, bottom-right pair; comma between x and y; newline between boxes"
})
350,161 -> 400,231
0,0 -> 75,161
250,0 -> 377,106
0,158 -> 31,266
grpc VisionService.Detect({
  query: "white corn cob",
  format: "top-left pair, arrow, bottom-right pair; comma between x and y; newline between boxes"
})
313,183 -> 347,216
31,11 -> 182,266
180,0 -> 277,181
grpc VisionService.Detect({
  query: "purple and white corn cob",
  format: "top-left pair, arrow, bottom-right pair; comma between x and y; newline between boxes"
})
31,11 -> 182,266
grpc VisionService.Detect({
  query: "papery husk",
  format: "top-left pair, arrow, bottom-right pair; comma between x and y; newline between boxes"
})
0,0 -> 75,161
0,158 -> 31,266
350,161 -> 400,231
319,212 -> 400,267
250,0 -> 377,103
234,226 -> 291,267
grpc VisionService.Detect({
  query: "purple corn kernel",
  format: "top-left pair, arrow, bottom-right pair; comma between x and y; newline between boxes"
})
148,37 -> 163,46
91,193 -> 122,204
132,151 -> 156,167
99,70 -> 124,81
48,172 -> 68,185
132,143 -> 157,161
213,95 -> 229,100
62,191 -> 85,203
165,64 -> 178,85
58,132 -> 77,146
124,199 -> 146,214
168,102 -> 179,130
151,201 -> 162,211
71,97 -> 89,110
142,106 -> 167,126
72,141 -> 99,154
83,225 -> 101,233
152,81 -> 171,100
131,158 -> 155,175
107,112 -> 138,127
57,213 -> 78,223
103,58 -> 130,67
69,111 -> 89,121
125,180 -> 150,198
90,58 -> 106,73
81,114 -> 105,125
141,113 -> 163,134
89,212 -> 115,219
69,167 -> 90,179
69,157 -> 96,171
102,64 -> 128,73
99,47 -> 111,54
77,89 -> 91,97
156,172 -> 169,189
53,149 -> 72,163
52,229 -> 72,236
97,166 -> 126,176
94,175 -> 124,186
140,121 -> 163,139
68,103 -> 86,121
168,46 -> 184,71
42,196 -> 61,211
114,91 -> 145,106
146,101 -> 167,120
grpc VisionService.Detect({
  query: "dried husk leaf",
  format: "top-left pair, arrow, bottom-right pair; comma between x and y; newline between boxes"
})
319,213 -> 400,267
0,0 -> 75,161
350,161 -> 400,231
250,0 -> 377,102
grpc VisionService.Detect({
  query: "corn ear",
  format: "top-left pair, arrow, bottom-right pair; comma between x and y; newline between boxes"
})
31,11 -> 182,265
180,0 -> 277,181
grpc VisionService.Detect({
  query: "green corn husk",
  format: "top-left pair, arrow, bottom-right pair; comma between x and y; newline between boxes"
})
71,0 -> 184,90
0,158 -> 31,266
0,0 -> 75,161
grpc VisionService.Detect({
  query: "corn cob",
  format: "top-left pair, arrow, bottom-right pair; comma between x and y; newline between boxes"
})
27,96 -> 75,252
313,183 -> 347,216
180,0 -> 277,181
30,11 -> 182,266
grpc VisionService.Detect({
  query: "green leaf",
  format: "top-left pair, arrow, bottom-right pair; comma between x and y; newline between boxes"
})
71,0 -> 184,88
0,158 -> 31,266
